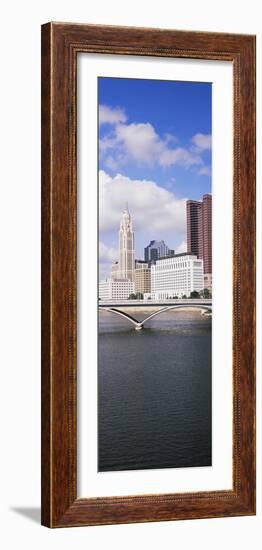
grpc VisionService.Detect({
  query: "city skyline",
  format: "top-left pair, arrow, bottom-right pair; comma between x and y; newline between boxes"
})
99,205 -> 209,300
99,77 -> 212,280
99,196 -> 211,281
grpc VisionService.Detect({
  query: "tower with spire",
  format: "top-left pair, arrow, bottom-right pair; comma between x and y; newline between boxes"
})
118,204 -> 135,281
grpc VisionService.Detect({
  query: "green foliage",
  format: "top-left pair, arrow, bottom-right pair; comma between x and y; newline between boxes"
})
128,292 -> 144,300
128,293 -> 137,300
190,290 -> 200,299
202,288 -> 212,298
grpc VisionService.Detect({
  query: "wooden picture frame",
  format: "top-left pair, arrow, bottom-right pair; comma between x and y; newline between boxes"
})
41,22 -> 256,527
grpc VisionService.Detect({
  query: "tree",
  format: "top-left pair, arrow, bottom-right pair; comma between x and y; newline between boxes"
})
190,290 -> 200,299
128,293 -> 137,300
128,292 -> 143,300
202,288 -> 211,298
182,294 -> 187,299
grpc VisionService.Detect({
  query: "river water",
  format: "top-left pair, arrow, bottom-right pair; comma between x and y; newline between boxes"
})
98,309 -> 212,472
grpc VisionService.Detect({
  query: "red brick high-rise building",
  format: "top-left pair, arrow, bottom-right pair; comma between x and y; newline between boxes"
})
202,194 -> 212,275
186,199 -> 203,260
186,194 -> 212,288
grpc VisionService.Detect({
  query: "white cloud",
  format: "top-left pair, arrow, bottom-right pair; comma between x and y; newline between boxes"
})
99,170 -> 187,237
100,118 -> 204,170
99,241 -> 118,263
99,262 -> 112,281
176,240 -> 187,254
115,122 -> 164,165
99,105 -> 127,126
164,133 -> 179,144
198,165 -> 211,176
104,155 -> 119,171
159,147 -> 202,167
191,133 -> 212,151
99,135 -> 118,153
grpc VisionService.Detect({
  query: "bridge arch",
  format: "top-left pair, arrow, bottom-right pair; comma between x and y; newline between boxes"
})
140,304 -> 212,327
99,304 -> 212,330
99,307 -> 139,327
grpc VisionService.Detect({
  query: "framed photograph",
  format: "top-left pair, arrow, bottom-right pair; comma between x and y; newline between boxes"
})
41,22 -> 256,527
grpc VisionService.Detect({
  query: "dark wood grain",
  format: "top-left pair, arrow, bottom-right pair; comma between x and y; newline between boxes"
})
41,24 -> 51,527
41,22 -> 256,527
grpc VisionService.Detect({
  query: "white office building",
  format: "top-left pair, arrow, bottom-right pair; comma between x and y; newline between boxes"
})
99,278 -> 135,301
151,253 -> 204,299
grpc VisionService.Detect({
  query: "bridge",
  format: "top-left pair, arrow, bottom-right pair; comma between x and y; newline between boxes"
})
99,299 -> 212,330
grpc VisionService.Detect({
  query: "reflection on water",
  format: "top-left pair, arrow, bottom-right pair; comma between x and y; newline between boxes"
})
98,310 -> 212,472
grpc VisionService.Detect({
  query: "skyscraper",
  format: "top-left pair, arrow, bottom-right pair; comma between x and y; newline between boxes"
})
186,200 -> 203,260
202,194 -> 212,275
186,194 -> 212,278
144,240 -> 174,264
119,205 -> 135,281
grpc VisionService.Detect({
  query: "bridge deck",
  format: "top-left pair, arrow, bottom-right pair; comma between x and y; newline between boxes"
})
99,300 -> 212,329
99,299 -> 212,308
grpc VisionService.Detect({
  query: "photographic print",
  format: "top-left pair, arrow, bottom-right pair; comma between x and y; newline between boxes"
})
42,22 -> 256,527
98,77 -> 212,472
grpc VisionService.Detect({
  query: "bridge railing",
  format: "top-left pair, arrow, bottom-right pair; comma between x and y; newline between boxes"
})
99,299 -> 212,306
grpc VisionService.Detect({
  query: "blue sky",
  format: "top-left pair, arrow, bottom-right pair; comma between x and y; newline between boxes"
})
98,77 -> 212,279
